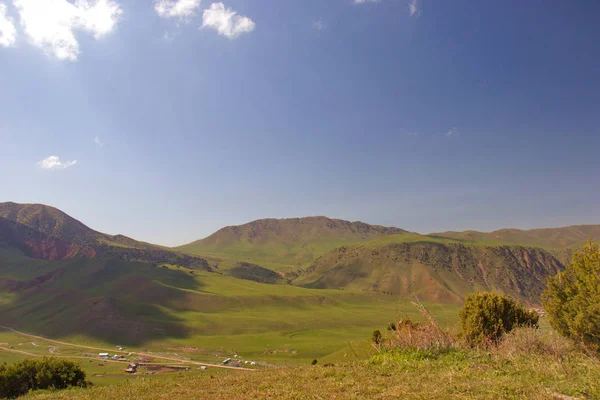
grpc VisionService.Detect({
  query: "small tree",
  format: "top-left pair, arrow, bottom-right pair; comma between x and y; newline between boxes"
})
387,322 -> 397,331
0,358 -> 87,399
311,359 -> 318,366
542,241 -> 600,354
372,329 -> 382,345
460,292 -> 538,346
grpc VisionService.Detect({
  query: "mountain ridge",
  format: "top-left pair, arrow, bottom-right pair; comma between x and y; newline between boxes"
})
0,202 -> 211,270
432,224 -> 600,249
293,234 -> 565,304
176,216 -> 409,270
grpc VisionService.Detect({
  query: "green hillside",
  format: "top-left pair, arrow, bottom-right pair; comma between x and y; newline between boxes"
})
226,262 -> 287,284
0,202 -> 590,366
0,246 -> 446,363
176,216 -> 408,272
294,234 -> 564,305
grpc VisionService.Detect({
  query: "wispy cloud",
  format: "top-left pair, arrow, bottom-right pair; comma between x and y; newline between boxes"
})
409,0 -> 421,17
94,136 -> 104,148
313,18 -> 326,31
37,156 -> 78,170
201,2 -> 255,39
354,0 -> 379,4
445,127 -> 458,137
407,132 -> 420,137
0,2 -> 16,47
155,0 -> 201,20
14,0 -> 122,61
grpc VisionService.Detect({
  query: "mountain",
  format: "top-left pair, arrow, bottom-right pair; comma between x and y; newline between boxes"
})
0,201 -> 593,356
0,202 -> 210,270
293,234 -> 565,304
177,216 -> 408,271
432,225 -> 600,250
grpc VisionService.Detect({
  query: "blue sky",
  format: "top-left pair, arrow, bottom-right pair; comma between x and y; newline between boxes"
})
0,0 -> 599,246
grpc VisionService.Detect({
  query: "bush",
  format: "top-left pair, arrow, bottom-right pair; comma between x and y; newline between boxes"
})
0,358 -> 87,399
459,292 -> 539,346
542,241 -> 600,354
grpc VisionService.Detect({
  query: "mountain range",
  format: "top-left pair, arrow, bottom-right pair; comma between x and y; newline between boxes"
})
1,201 -> 598,345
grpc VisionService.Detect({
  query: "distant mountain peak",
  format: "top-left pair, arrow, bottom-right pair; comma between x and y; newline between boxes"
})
177,216 -> 408,268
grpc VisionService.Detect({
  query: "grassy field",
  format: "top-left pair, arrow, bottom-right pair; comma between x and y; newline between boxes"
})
0,248 -> 461,366
6,298 -> 598,400
23,349 -> 600,399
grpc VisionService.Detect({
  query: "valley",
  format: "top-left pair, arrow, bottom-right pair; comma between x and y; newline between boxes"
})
0,201 -> 598,395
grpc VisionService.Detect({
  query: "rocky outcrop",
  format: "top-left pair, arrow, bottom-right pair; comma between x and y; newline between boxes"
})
25,239 -> 96,260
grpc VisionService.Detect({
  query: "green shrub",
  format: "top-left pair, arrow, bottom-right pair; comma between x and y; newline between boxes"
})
459,292 -> 539,346
542,241 -> 600,354
386,322 -> 397,331
0,358 -> 87,399
311,359 -> 318,366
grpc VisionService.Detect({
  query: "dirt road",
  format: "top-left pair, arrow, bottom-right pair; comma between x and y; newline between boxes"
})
0,325 -> 253,371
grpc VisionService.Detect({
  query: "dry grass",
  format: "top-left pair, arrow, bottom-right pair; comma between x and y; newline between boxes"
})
495,327 -> 573,360
381,300 -> 457,357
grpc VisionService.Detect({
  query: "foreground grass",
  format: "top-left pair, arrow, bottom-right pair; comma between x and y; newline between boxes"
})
26,350 -> 600,399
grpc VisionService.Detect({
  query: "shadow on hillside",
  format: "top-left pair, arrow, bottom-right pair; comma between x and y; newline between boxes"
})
0,257 -> 209,346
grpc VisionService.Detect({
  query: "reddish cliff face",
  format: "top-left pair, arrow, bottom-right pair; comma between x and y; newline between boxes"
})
1,217 -> 96,261
24,239 -> 96,260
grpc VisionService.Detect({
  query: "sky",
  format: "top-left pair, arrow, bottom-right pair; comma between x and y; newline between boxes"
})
0,0 -> 599,246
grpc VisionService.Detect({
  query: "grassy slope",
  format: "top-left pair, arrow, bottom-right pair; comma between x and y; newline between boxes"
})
0,248 -> 456,364
294,234 -> 564,304
226,262 -> 287,284
176,217 -> 408,272
0,201 -> 178,253
26,350 -> 600,400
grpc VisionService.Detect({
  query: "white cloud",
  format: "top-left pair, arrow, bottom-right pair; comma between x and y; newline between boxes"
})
446,127 -> 458,137
94,136 -> 104,148
409,0 -> 421,17
354,0 -> 379,4
201,2 -> 254,39
14,0 -> 122,61
407,132 -> 419,137
37,156 -> 78,170
155,0 -> 201,19
0,2 -> 16,47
